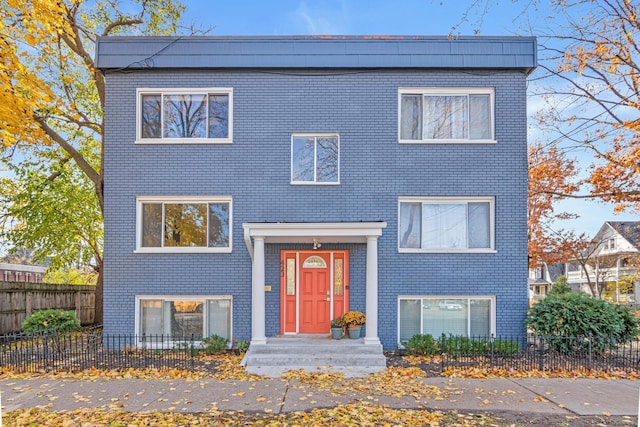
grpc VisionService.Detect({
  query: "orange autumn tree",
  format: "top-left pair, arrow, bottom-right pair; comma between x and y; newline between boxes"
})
527,142 -> 580,266
448,0 -> 640,266
535,0 -> 640,212
0,0 -> 189,322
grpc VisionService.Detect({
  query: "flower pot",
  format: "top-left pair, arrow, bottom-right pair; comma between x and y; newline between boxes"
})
331,327 -> 343,339
348,326 -> 361,339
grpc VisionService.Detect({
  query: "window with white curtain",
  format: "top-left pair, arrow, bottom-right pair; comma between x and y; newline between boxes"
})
398,197 -> 494,252
398,297 -> 494,344
399,88 -> 494,143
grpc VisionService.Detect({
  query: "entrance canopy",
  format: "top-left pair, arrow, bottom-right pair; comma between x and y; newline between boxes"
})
242,222 -> 387,346
243,222 -> 387,252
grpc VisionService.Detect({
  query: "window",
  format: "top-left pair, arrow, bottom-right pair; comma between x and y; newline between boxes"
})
136,296 -> 231,344
399,88 -> 495,143
136,196 -> 231,253
398,296 -> 495,344
137,88 -> 232,143
291,134 -> 339,184
398,197 -> 494,252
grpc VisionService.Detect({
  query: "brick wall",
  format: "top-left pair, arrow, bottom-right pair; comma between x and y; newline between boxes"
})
103,69 -> 529,349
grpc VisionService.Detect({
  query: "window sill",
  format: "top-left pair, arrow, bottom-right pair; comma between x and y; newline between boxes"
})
290,181 -> 340,186
134,247 -> 232,254
398,139 -> 497,145
398,249 -> 497,254
135,138 -> 233,145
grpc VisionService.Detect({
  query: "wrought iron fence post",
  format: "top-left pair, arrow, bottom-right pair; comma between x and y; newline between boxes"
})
190,334 -> 195,370
440,334 -> 446,373
588,336 -> 592,370
538,336 -> 544,371
490,334 -> 495,369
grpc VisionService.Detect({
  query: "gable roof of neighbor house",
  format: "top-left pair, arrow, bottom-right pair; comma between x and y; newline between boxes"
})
606,221 -> 640,249
95,35 -> 537,72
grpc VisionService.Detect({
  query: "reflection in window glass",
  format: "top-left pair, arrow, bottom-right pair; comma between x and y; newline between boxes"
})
139,91 -> 231,141
163,94 -> 207,138
208,203 -> 229,247
140,200 -> 231,249
139,297 -> 231,342
164,203 -> 207,247
398,297 -> 493,343
142,203 -> 162,247
424,95 -> 467,139
292,137 -> 315,182
208,95 -> 229,138
292,135 -> 339,183
399,203 -> 421,249
400,95 -> 422,140
166,300 -> 204,338
141,95 -> 161,138
399,90 -> 493,141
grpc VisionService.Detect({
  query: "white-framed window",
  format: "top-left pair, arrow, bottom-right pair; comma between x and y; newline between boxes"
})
136,196 -> 232,253
398,197 -> 495,253
135,295 -> 232,345
398,87 -> 495,144
136,88 -> 232,144
398,296 -> 495,344
291,133 -> 340,185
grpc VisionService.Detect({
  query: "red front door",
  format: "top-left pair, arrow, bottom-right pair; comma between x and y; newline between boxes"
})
299,253 -> 331,333
280,251 -> 349,334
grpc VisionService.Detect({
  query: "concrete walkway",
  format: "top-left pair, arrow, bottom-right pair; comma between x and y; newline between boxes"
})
1,376 -> 638,419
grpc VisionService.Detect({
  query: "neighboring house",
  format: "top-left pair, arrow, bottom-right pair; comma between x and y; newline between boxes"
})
566,221 -> 640,302
96,35 -> 536,351
0,263 -> 47,284
528,263 -> 565,302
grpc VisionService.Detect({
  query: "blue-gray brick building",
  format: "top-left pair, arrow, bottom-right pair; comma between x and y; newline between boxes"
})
96,36 -> 536,352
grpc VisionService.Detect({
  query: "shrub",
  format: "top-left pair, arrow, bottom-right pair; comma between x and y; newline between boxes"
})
439,336 -> 519,356
234,339 -> 249,354
548,275 -> 572,296
526,293 -> 639,352
199,334 -> 228,355
405,334 -> 439,356
22,309 -> 81,334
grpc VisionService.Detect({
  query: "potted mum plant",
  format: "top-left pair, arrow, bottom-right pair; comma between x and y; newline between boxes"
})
342,311 -> 366,339
330,316 -> 345,339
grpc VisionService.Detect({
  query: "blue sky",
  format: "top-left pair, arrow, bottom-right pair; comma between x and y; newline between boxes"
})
180,0 -> 637,237
183,1 -> 532,36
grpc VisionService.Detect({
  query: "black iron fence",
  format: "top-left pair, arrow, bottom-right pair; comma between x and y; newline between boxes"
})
0,328 -> 205,373
440,335 -> 640,372
3,329 -> 640,375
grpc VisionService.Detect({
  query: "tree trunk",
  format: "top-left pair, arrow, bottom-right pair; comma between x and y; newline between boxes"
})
94,264 -> 103,324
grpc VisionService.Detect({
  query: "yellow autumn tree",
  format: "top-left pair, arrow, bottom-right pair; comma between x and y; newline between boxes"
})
0,0 -> 192,322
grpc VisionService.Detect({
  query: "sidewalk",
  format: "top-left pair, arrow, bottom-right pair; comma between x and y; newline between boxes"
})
1,376 -> 638,418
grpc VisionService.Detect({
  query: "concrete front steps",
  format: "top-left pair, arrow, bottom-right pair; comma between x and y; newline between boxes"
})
241,335 -> 387,378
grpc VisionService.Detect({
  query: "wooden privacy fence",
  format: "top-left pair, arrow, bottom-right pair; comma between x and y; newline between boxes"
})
0,281 -> 95,334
